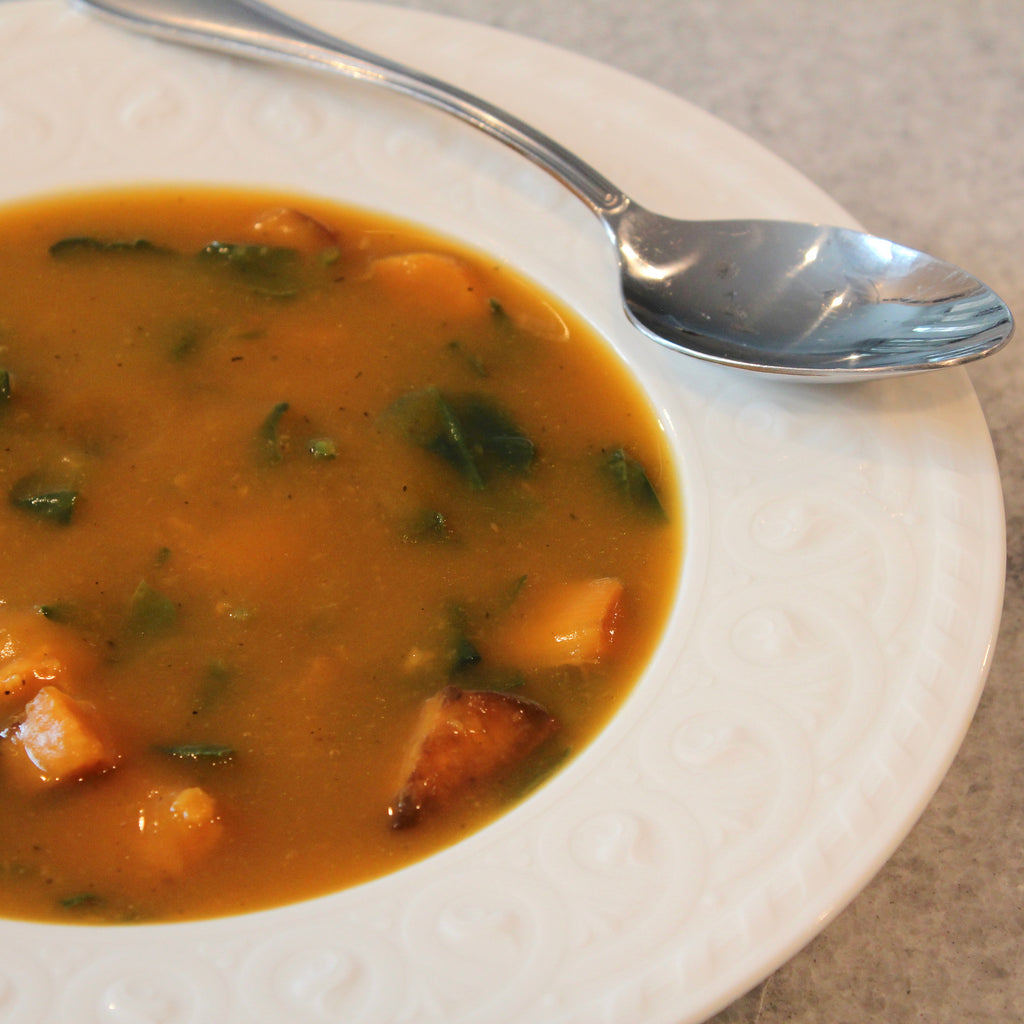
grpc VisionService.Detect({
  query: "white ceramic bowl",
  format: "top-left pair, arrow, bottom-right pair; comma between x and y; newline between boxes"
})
0,3 -> 1004,1022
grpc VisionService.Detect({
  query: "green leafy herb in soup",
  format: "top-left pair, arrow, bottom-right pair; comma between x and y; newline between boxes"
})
0,187 -> 681,923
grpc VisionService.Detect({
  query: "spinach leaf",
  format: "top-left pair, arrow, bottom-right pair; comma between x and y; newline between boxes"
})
166,321 -> 207,361
195,660 -> 233,711
198,241 -> 302,297
9,475 -> 78,525
456,396 -> 534,474
446,340 -> 488,378
401,509 -> 451,543
385,388 -> 482,488
445,604 -> 481,674
59,892 -> 102,910
430,392 -> 484,488
157,743 -> 235,761
49,237 -> 171,258
0,369 -> 10,402
37,602 -> 77,624
258,401 -> 290,466
127,579 -> 177,637
385,388 -> 534,489
451,634 -> 481,672
603,447 -> 666,519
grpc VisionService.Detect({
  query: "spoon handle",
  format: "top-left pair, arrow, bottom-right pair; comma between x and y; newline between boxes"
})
73,0 -> 627,216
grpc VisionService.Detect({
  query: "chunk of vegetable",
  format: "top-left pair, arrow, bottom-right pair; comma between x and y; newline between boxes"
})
13,686 -> 112,784
0,610 -> 96,708
170,785 -> 219,824
485,577 -> 624,669
258,401 -> 291,466
198,241 -> 303,298
384,388 -> 534,489
250,207 -> 337,253
370,252 -> 491,319
446,339 -> 488,378
49,236 -> 171,258
400,508 -> 451,544
0,651 -> 61,706
447,606 -> 482,674
603,447 -> 666,519
9,475 -> 78,526
126,579 -> 177,638
134,784 -> 224,876
157,743 -> 235,762
388,685 -> 558,828
307,436 -> 337,460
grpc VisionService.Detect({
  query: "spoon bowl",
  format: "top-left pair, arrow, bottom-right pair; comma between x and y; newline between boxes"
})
614,207 -> 1010,374
72,0 -> 1014,378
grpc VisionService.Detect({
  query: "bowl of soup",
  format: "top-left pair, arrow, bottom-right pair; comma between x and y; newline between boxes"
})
0,3 -> 1005,1024
0,183 -> 681,923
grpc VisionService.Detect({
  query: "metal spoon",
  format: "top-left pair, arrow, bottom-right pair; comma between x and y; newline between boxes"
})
71,0 -> 1014,378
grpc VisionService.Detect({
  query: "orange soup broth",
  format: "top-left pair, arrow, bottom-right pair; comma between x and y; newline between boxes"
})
0,187 -> 682,922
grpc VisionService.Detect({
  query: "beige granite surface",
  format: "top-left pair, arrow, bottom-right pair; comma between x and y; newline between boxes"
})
377,1 -> 1024,1022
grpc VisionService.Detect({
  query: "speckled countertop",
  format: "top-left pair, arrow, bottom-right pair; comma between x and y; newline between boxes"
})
380,2 -> 1024,1022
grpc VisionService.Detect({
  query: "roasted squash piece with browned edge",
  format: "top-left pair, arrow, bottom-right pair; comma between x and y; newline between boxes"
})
388,686 -> 559,829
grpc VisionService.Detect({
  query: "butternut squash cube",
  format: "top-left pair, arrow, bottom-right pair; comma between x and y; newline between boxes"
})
0,610 -> 97,709
136,784 -> 224,877
389,685 -> 558,829
250,206 -> 338,252
486,577 -> 624,669
16,685 -> 111,783
170,785 -> 219,825
370,252 -> 490,320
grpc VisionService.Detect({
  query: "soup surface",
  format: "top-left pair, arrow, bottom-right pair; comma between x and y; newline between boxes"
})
0,187 -> 680,923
